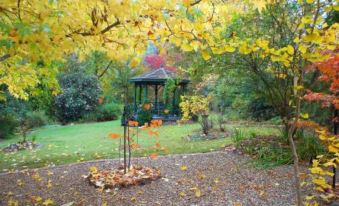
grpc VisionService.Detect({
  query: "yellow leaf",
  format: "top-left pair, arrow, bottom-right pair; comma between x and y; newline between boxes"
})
287,45 -> 294,55
179,191 -> 186,197
239,44 -> 251,54
180,165 -> 188,171
223,45 -> 236,53
42,198 -> 54,206
191,40 -> 200,51
195,188 -> 201,197
306,0 -> 314,4
305,195 -> 315,200
131,197 -> 136,202
183,0 -> 191,7
201,50 -> 211,61
181,43 -> 193,52
130,57 -> 140,68
31,196 -> 43,203
328,145 -> 338,153
300,113 -> 309,119
7,199 -> 18,206
47,180 -> 53,188
16,179 -> 24,187
304,33 -> 320,43
89,166 -> 98,174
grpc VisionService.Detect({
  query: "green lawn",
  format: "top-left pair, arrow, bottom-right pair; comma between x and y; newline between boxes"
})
0,120 -> 280,172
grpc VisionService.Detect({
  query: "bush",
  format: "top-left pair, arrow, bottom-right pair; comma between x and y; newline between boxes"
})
137,103 -> 153,125
95,103 -> 122,122
247,97 -> 277,121
24,111 -> 49,129
0,113 -> 18,139
55,71 -> 101,123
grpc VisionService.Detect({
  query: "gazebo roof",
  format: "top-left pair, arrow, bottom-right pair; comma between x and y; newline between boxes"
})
129,68 -> 189,84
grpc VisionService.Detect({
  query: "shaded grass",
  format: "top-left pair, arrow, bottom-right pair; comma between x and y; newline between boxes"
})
0,120 -> 280,172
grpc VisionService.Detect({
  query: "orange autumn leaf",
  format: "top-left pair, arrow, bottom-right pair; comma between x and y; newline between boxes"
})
143,103 -> 152,110
155,142 -> 161,148
151,119 -> 163,127
109,133 -> 121,139
128,120 -> 139,127
130,143 -> 140,149
149,153 -> 158,160
148,130 -> 159,137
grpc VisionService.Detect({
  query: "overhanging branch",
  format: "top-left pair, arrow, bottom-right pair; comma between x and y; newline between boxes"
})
0,54 -> 10,62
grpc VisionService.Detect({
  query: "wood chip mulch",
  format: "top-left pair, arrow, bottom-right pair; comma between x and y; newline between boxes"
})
0,151 -> 311,206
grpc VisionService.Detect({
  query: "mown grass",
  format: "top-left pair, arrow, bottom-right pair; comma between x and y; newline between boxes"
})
0,120 -> 280,172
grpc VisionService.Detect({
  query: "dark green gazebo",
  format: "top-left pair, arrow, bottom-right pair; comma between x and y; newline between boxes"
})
129,67 -> 189,121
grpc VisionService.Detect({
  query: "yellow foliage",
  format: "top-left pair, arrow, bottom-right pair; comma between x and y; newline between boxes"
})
179,95 -> 211,121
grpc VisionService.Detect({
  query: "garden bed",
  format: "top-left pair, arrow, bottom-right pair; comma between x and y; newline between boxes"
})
2,141 -> 40,153
185,129 -> 231,141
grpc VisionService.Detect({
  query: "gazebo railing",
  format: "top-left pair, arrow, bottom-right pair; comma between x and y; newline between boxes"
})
121,102 -> 181,125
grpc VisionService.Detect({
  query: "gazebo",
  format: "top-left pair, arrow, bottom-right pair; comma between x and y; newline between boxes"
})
129,67 -> 189,121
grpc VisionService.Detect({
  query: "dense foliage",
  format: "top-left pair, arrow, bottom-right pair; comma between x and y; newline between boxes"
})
55,71 -> 101,123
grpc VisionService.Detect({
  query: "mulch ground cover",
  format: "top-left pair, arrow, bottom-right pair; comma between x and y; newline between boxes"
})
0,150 -> 311,206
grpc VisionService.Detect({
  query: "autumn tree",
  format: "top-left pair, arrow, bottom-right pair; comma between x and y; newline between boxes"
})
0,0 -> 266,100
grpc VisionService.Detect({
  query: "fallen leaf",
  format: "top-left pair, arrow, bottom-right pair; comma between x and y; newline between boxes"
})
61,202 -> 74,206
7,198 -> 19,206
131,197 -> 137,202
47,180 -> 53,188
180,165 -> 188,171
149,153 -> 158,160
108,133 -> 121,139
31,196 -> 42,203
90,166 -> 98,174
179,191 -> 186,197
195,188 -> 202,197
42,198 -> 54,206
16,179 -> 24,187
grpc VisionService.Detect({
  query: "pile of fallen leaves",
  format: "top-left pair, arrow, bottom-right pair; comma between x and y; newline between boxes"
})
2,140 -> 39,153
86,165 -> 161,189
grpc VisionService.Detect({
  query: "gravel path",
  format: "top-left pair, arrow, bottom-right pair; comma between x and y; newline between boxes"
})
0,151 -> 309,206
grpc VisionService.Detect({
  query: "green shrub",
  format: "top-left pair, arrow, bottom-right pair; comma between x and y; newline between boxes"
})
24,111 -> 49,129
55,71 -> 101,123
0,113 -> 18,139
247,97 -> 278,121
296,130 -> 325,161
137,103 -> 152,125
232,128 -> 245,144
96,103 -> 122,122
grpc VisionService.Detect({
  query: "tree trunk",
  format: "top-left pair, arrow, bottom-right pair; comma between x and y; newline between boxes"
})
201,114 -> 209,135
289,75 -> 302,206
288,125 -> 302,206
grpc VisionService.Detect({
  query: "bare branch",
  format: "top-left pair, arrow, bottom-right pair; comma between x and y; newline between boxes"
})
98,60 -> 113,79
66,19 -> 120,37
190,0 -> 202,6
17,0 -> 22,21
0,54 -> 10,62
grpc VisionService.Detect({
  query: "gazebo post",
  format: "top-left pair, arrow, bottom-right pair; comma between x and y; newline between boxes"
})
144,84 -> 148,102
134,83 -> 137,113
172,88 -> 177,115
154,85 -> 158,114
138,84 -> 142,104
